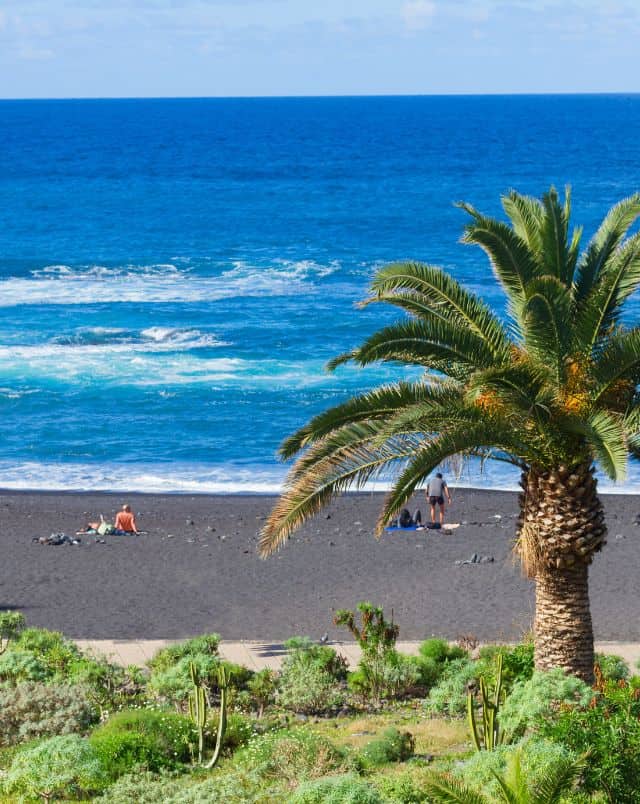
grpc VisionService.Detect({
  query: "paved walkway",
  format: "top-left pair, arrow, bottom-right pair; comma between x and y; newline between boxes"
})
74,639 -> 640,671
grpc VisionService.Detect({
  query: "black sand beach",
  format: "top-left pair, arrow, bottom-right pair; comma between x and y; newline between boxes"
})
1,489 -> 638,642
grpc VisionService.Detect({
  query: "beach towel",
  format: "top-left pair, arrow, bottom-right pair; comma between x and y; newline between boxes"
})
384,525 -> 421,532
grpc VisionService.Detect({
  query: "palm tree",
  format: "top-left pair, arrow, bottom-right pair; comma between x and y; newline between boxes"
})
259,187 -> 640,682
424,748 -> 585,803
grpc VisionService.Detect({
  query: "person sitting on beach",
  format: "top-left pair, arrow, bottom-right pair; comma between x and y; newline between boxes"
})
114,504 -> 139,534
426,472 -> 451,526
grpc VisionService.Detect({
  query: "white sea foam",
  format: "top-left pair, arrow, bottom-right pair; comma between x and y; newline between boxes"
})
0,343 -> 343,387
0,459 -> 638,495
0,260 -> 340,307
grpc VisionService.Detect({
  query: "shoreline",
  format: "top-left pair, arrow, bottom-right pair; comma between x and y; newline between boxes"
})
1,488 -> 638,642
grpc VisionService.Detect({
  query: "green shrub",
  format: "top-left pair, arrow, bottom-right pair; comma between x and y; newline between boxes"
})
91,709 -> 197,765
374,772 -> 431,803
413,638 -> 467,689
291,774 -> 384,803
207,711 -> 254,753
0,648 -> 48,682
282,637 -> 349,680
359,727 -> 415,768
595,652 -> 629,681
425,657 -> 478,715
539,677 -> 640,802
149,656 -> 252,706
90,730 -> 174,780
16,627 -> 82,676
2,734 -> 106,800
454,737 -> 576,797
247,668 -> 277,716
0,681 -> 98,745
97,770 -> 189,803
335,602 -> 408,704
0,611 -> 26,648
279,661 -> 344,714
147,635 -> 221,673
233,728 -> 351,788
499,668 -> 593,740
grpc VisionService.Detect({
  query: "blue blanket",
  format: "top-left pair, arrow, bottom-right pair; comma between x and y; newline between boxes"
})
384,525 -> 421,532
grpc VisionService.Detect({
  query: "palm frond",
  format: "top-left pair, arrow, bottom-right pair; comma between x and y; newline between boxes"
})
531,754 -> 586,804
539,186 -> 573,285
466,363 -> 553,416
339,318 -> 500,378
562,410 -> 627,480
459,202 -> 538,302
365,261 -> 511,358
502,190 -> 544,255
422,773 -> 490,804
374,420 -> 531,534
279,381 -> 439,459
590,329 -> 640,404
576,231 -> 640,348
573,192 -> 640,303
259,433 -> 418,556
521,277 -> 573,384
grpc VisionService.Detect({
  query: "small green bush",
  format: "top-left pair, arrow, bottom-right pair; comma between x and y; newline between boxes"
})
291,774 -> 384,803
206,710 -> 254,754
279,661 -> 344,714
0,681 -> 98,745
499,668 -> 593,740
0,648 -> 48,682
359,727 -> 415,768
425,657 -> 478,715
282,637 -> 349,681
148,647 -> 250,706
374,772 -> 431,803
97,770 -> 189,804
595,652 -> 629,681
90,730 -> 173,780
413,638 -> 467,689
454,737 -> 576,798
247,668 -> 277,716
91,709 -> 197,765
0,611 -> 26,647
147,635 -> 221,673
539,677 -> 640,802
2,734 -> 106,800
233,728 -> 351,788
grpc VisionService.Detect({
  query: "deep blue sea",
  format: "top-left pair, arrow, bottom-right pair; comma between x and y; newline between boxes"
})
1,95 -> 640,493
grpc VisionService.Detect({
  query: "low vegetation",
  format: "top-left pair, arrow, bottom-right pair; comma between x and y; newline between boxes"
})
0,607 -> 636,801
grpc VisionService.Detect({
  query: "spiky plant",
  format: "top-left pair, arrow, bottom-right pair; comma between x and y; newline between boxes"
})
424,748 -> 585,803
260,187 -> 640,682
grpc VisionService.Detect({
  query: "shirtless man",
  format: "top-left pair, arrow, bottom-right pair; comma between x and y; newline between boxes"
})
114,503 -> 139,534
426,472 -> 451,525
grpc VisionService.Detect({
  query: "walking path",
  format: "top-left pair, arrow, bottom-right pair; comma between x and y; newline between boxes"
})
74,639 -> 640,671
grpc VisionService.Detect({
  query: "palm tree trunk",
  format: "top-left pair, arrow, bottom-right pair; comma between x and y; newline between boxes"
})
517,463 -> 606,684
534,563 -> 594,683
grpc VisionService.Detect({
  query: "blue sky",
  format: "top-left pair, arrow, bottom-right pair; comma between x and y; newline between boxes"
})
1,0 -> 638,98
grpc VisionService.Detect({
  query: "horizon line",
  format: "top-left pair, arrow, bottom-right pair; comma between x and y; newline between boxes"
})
1,90 -> 640,102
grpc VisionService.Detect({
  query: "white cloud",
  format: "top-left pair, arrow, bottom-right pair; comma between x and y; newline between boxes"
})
401,0 -> 436,31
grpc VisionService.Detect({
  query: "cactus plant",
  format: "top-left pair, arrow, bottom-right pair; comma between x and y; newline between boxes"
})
187,660 -> 230,768
467,653 -> 505,751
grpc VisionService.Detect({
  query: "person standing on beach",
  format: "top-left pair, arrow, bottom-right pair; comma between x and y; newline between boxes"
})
426,472 -> 451,526
114,503 -> 139,534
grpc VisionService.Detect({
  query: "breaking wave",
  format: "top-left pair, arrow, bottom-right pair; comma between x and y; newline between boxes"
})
0,260 -> 341,307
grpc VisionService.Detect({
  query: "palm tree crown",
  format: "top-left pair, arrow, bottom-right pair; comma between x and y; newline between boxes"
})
260,187 -> 640,558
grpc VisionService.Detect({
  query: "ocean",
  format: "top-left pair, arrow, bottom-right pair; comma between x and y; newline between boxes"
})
1,95 -> 640,493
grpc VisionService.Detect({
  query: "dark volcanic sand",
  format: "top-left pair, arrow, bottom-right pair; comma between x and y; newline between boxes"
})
1,489 -> 638,642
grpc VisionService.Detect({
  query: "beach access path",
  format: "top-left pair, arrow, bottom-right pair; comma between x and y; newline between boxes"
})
75,639 -> 640,671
